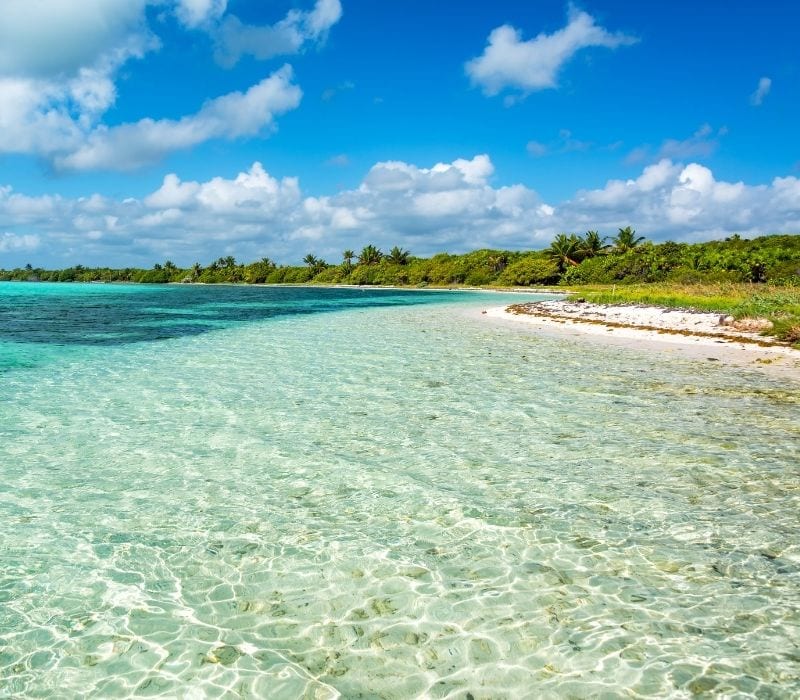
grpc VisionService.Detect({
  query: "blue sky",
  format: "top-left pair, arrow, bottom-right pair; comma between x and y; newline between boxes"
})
0,0 -> 797,267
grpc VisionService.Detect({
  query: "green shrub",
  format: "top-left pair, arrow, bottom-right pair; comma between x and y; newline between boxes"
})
496,256 -> 559,286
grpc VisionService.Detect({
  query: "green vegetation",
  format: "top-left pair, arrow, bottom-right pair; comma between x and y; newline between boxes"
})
566,283 -> 800,345
2,230 -> 798,343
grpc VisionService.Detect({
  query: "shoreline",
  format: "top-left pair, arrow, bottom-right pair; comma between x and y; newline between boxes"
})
1,279 -> 565,296
174,282 -> 567,295
476,299 -> 800,380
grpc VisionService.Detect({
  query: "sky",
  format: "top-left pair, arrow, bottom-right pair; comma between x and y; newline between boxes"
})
0,0 -> 798,268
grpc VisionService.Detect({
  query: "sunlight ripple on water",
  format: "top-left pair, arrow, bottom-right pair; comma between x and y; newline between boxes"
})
1,284 -> 799,697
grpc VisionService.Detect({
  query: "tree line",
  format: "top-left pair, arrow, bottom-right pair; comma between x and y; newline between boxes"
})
2,231 -> 799,287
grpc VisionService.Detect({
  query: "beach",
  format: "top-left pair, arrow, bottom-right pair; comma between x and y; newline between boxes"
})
477,298 -> 800,381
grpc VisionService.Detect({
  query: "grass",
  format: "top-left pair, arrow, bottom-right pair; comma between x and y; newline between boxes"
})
563,283 -> 800,346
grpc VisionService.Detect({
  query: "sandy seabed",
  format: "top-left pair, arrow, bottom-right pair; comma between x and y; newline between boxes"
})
475,299 -> 800,382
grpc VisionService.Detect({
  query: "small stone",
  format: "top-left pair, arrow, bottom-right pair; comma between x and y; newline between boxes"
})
204,645 -> 241,665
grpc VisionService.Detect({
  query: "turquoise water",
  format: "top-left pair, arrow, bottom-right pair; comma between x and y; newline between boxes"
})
1,283 -> 799,698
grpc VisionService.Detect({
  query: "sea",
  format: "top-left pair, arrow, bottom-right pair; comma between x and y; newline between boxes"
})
1,282 -> 798,698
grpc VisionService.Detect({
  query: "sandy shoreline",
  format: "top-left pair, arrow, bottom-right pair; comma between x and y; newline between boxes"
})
475,299 -> 800,381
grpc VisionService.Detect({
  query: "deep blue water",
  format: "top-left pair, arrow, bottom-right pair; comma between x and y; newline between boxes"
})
0,282 -> 476,347
0,282 -> 517,373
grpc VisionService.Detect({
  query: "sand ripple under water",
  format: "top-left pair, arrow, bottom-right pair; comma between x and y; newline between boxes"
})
1,287 -> 799,697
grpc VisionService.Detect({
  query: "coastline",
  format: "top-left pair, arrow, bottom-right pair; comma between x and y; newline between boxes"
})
475,299 -> 800,380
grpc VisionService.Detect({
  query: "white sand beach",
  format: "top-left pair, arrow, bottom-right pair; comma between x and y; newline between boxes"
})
476,299 -> 800,380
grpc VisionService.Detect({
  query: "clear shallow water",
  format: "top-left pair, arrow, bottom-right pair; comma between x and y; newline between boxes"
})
0,283 -> 471,372
1,284 -> 799,698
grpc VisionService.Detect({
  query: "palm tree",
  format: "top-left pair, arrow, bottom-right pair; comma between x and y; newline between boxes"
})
488,253 -> 509,273
612,226 -> 645,253
303,254 -> 327,274
215,255 -> 237,269
342,250 -> 355,267
578,231 -> 608,258
387,246 -> 410,265
191,262 -> 203,279
358,244 -> 383,265
546,233 -> 581,272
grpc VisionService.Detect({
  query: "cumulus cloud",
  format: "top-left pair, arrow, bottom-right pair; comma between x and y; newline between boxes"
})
750,76 -> 771,106
214,0 -> 342,67
0,0 -> 167,141
0,1 -> 332,171
1,157 -> 798,268
174,0 -> 228,29
565,159 -> 800,238
0,0 -> 161,160
0,0 -> 152,79
55,66 -> 302,171
466,8 -> 637,98
144,162 -> 301,213
0,232 -> 40,253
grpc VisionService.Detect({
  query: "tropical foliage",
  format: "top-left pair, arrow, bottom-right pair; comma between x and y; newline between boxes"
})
3,232 -> 798,291
4,231 -> 799,342
358,245 -> 383,266
611,226 -> 645,252
546,234 -> 581,272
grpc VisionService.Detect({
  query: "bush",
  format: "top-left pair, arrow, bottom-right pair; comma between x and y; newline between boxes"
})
280,267 -> 314,284
496,255 -> 559,286
665,267 -> 746,284
561,257 -> 609,285
464,270 -> 493,286
312,266 -> 345,284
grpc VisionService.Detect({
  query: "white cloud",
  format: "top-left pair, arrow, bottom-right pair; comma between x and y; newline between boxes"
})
362,154 -> 495,193
466,8 -> 637,97
527,140 -> 548,157
174,0 -> 228,29
750,76 -> 771,106
626,124 -> 726,165
143,174 -> 201,209
527,129 -> 597,157
657,123 -> 719,160
566,159 -> 800,238
55,66 -> 302,171
0,0 -> 152,79
0,0 -> 160,160
321,80 -> 355,102
0,1 -> 327,171
325,154 -> 351,167
306,0 -> 343,36
0,232 -> 40,253
558,129 -> 591,153
1,158 -> 798,267
214,0 -> 342,67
